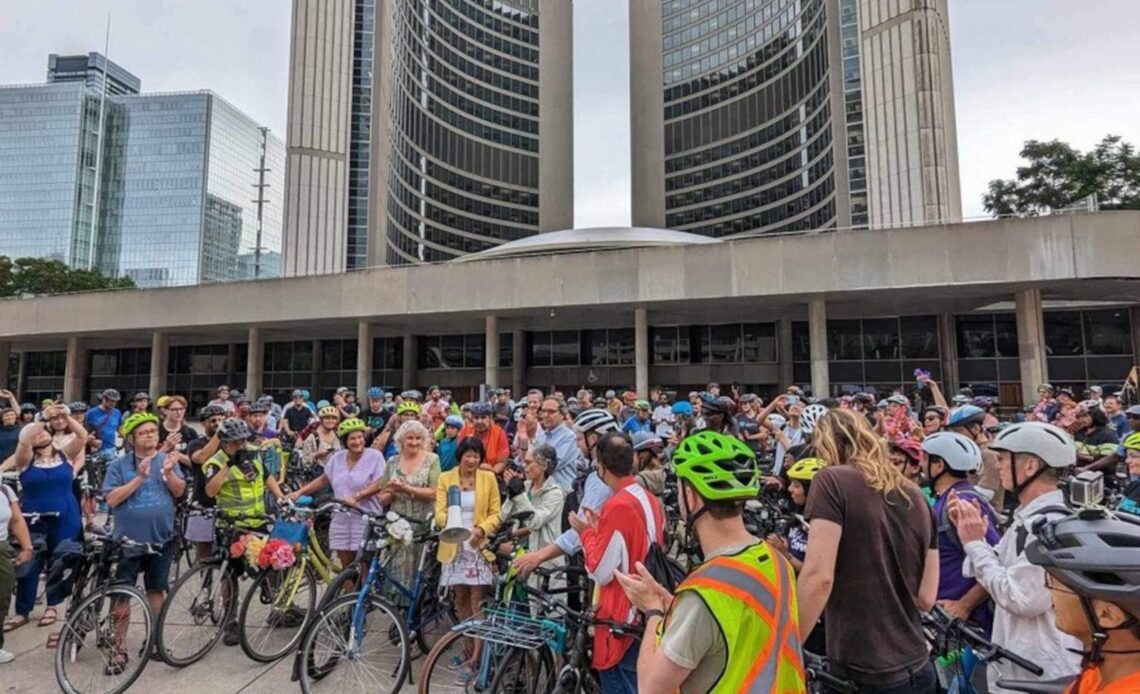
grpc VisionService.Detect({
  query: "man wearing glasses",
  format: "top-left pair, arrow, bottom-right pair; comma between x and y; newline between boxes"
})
529,397 -> 583,493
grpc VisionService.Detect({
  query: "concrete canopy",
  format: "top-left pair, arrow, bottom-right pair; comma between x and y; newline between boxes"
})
455,226 -> 720,262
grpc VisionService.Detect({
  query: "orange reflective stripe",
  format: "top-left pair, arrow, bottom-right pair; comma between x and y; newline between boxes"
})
684,575 -> 776,626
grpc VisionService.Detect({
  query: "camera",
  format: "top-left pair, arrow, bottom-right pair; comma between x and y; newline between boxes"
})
1065,470 -> 1105,510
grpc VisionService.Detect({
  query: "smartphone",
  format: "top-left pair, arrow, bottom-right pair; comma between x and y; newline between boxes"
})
786,395 -> 799,406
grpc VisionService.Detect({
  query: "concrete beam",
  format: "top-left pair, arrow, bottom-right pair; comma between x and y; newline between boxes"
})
634,308 -> 649,397
777,318 -> 794,390
1015,288 -> 1048,406
356,321 -> 374,397
246,327 -> 264,399
149,332 -> 169,397
485,315 -> 500,389
63,336 -> 87,402
808,298 -> 829,397
402,333 -> 417,391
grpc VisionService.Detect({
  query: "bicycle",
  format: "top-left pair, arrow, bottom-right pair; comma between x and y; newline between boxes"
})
804,651 -> 857,694
154,506 -> 270,667
236,497 -> 343,662
53,529 -> 163,694
923,604 -> 1047,694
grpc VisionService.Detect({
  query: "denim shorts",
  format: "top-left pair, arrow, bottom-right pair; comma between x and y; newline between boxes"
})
114,540 -> 175,594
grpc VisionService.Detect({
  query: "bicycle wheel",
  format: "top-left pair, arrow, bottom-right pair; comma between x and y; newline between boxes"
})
54,585 -> 154,694
155,561 -> 237,667
318,563 -> 361,610
411,582 -> 458,658
490,646 -> 555,694
298,593 -> 409,694
239,563 -> 318,662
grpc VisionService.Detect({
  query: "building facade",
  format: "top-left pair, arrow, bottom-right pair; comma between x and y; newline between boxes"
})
1,213 -> 1136,410
0,54 -> 285,288
630,0 -> 960,236
282,0 -> 574,272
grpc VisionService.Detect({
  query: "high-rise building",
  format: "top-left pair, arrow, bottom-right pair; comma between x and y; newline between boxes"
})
629,0 -> 960,236
0,53 -> 284,287
282,0 -> 573,273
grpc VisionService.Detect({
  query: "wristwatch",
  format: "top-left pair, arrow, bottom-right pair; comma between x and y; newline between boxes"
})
643,608 -> 666,621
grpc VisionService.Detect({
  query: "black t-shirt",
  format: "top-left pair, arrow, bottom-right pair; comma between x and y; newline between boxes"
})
159,423 -> 200,452
184,436 -> 216,507
283,405 -> 314,434
735,414 -> 761,452
359,407 -> 391,446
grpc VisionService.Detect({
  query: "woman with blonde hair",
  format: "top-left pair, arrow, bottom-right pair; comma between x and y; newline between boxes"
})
797,408 -> 941,693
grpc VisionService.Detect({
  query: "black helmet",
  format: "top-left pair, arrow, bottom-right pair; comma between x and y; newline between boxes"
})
100,388 -> 121,402
700,393 -> 733,416
20,402 -> 37,413
216,417 -> 252,443
200,404 -> 227,419
68,401 -> 89,413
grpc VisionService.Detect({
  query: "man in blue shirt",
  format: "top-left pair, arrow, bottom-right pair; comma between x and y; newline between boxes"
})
1105,394 -> 1129,440
85,389 -> 123,462
104,412 -> 186,635
621,400 -> 653,435
533,397 -> 584,493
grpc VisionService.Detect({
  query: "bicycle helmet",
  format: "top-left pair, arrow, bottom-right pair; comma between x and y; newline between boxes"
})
988,421 -> 1076,469
397,401 -> 422,416
366,386 -> 384,399
67,401 -> 89,414
800,403 -> 827,435
200,404 -> 227,419
291,389 -> 304,398
630,431 -> 664,453
766,414 -> 787,430
971,396 -> 994,409
249,401 -> 270,414
634,399 -> 651,411
786,457 -> 826,482
571,408 -> 619,435
120,411 -> 159,437
318,405 -> 340,419
19,402 -> 36,413
887,394 -> 909,406
951,394 -> 971,406
131,391 -> 150,403
100,388 -> 121,401
1123,431 -> 1140,451
889,437 -> 925,464
946,405 -> 986,429
699,394 -> 734,416
670,401 -> 693,417
920,432 -> 982,473
216,417 -> 252,443
468,402 -> 492,417
672,431 -> 760,501
444,415 -> 464,429
337,418 -> 367,438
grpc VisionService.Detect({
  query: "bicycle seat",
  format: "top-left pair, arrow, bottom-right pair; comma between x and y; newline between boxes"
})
994,677 -> 1073,694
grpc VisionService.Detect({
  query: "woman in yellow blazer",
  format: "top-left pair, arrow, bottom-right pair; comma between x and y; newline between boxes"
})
434,436 -> 501,681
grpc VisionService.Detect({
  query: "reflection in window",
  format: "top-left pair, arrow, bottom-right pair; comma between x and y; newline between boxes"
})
551,331 -> 579,366
1082,309 -> 1131,355
862,318 -> 899,360
1044,312 -> 1083,356
900,316 -> 939,359
956,315 -> 996,359
828,320 -> 862,360
742,323 -> 776,362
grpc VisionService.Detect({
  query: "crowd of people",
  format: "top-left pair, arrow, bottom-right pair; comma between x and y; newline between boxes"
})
0,375 -> 1139,694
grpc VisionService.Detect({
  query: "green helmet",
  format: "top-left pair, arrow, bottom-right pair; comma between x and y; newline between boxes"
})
672,431 -> 761,501
337,417 -> 367,438
1123,431 -> 1140,451
120,411 -> 160,437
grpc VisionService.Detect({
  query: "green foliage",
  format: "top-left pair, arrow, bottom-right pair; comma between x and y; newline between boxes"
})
983,135 -> 1140,216
0,256 -> 135,298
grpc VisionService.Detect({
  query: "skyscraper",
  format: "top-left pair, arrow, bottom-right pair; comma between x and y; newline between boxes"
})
629,0 -> 960,236
282,0 -> 573,273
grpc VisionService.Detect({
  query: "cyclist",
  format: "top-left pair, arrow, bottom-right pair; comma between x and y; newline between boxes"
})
299,405 -> 343,473
948,404 -> 1006,512
280,389 -> 315,444
950,421 -> 1083,689
621,400 -> 654,435
615,430 -> 805,693
529,396 -> 583,493
457,401 -> 509,474
696,394 -> 737,436
207,385 -> 235,413
1116,432 -> 1140,515
185,405 -> 227,560
921,432 -> 1000,631
630,430 -> 666,495
766,457 -> 826,574
84,388 -> 122,466
358,386 -> 390,446
1026,510 -> 1140,693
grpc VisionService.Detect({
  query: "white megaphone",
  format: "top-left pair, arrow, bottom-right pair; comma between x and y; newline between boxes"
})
440,485 -> 471,544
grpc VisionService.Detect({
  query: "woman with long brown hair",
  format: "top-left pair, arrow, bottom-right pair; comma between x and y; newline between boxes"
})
797,408 -> 940,693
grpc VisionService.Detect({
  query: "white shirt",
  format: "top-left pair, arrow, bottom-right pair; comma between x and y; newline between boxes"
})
962,491 -> 1082,692
0,484 -> 15,542
652,405 -> 675,438
773,423 -> 804,475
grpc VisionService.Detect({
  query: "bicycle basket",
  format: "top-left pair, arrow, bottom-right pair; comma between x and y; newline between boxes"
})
270,519 -> 310,549
454,606 -> 561,650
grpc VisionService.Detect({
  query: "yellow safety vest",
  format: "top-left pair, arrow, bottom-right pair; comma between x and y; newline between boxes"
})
666,542 -> 805,694
204,447 -> 267,529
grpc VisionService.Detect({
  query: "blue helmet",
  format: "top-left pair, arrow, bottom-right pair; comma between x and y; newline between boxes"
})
947,405 -> 986,428
366,387 -> 384,399
671,401 -> 693,416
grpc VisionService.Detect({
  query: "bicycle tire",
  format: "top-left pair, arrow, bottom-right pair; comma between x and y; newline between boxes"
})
54,584 -> 154,694
297,593 -> 409,694
238,563 -> 318,662
417,628 -> 470,694
317,563 -> 360,610
155,561 -> 237,667
411,581 -> 457,658
490,645 -> 556,694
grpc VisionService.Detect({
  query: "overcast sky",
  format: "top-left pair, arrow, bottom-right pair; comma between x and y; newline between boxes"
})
2,0 -> 1138,227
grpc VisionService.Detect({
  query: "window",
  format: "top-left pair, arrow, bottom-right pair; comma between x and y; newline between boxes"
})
741,323 -> 776,362
900,316 -> 939,359
1082,309 -> 1131,355
828,320 -> 862,360
418,334 -> 486,369
1044,312 -> 1083,356
372,337 -> 404,371
862,318 -> 899,360
956,315 -> 996,358
550,331 -> 579,366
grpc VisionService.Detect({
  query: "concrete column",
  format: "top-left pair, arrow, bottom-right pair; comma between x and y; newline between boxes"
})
226,343 -> 238,391
808,298 -> 830,397
1015,288 -> 1048,406
634,308 -> 649,398
16,352 -> 26,400
63,336 -> 87,403
485,315 -> 500,389
512,331 -> 526,397
401,333 -> 417,391
629,0 -> 666,227
537,0 -> 574,232
937,313 -> 960,394
1131,307 -> 1140,374
246,327 -> 264,399
0,341 -> 10,389
148,332 -> 169,397
356,321 -> 374,397
777,318 -> 794,390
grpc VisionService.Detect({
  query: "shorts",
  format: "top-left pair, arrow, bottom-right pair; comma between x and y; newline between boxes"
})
185,512 -> 215,543
114,540 -> 175,594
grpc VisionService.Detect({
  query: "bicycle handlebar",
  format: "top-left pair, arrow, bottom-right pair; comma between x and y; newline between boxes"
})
924,606 -> 1044,676
804,652 -> 857,693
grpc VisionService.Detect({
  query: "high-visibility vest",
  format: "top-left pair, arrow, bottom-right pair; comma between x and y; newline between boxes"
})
667,542 -> 805,694
204,447 -> 267,529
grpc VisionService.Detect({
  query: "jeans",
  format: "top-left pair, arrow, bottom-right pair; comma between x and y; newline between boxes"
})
598,643 -> 639,694
0,544 -> 14,651
15,517 -> 72,616
853,661 -> 938,694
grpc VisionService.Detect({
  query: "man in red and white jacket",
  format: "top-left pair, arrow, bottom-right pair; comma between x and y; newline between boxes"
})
574,431 -> 665,694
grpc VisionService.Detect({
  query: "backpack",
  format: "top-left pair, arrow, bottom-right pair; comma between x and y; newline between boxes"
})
1013,504 -> 1071,556
625,486 -> 686,593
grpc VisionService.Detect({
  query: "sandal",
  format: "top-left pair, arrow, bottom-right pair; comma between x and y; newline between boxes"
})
3,615 -> 29,633
45,631 -> 61,649
37,608 -> 58,627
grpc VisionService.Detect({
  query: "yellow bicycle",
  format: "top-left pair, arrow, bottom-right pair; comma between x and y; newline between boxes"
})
236,498 -> 343,662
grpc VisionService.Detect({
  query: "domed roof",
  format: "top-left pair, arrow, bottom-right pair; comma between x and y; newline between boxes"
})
456,226 -> 719,262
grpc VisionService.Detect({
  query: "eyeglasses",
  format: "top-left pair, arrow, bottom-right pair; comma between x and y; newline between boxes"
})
166,407 -> 185,413
539,408 -> 560,415
1044,573 -> 1075,594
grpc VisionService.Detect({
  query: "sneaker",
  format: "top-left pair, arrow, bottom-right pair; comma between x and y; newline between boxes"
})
223,622 -> 240,647
0,649 -> 14,664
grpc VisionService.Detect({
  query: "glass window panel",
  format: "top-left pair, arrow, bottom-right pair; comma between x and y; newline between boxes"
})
499,333 -> 513,368
959,359 -> 997,382
551,330 -> 579,366
829,361 -> 863,382
864,361 -> 902,383
1044,312 -> 1083,356
900,316 -> 939,359
707,324 -> 742,363
862,318 -> 900,360
1047,357 -> 1085,382
995,315 -> 1019,357
529,332 -> 552,367
420,337 -> 441,369
1083,309 -> 1131,355
589,329 -> 607,366
466,334 -> 485,369
290,342 -> 313,373
608,328 -> 635,366
741,323 -> 776,362
1086,356 -> 1134,382
440,335 -> 465,368
828,319 -> 862,360
792,321 -> 810,362
956,315 -> 996,358
321,341 -> 343,372
652,327 -> 678,365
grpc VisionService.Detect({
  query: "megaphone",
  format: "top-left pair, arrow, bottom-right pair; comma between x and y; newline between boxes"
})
440,485 -> 471,544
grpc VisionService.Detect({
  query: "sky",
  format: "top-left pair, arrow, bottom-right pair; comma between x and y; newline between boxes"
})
2,0 -> 1138,226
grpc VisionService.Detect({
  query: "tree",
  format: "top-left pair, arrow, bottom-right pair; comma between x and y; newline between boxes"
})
983,135 -> 1140,216
0,256 -> 135,298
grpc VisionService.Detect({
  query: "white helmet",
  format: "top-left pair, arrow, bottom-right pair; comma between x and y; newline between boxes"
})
920,432 -> 982,473
988,422 -> 1076,469
800,404 -> 828,435
571,408 -> 619,435
766,414 -> 787,430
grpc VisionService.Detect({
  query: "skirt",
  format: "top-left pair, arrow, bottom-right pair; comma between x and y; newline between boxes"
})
441,544 -> 494,587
